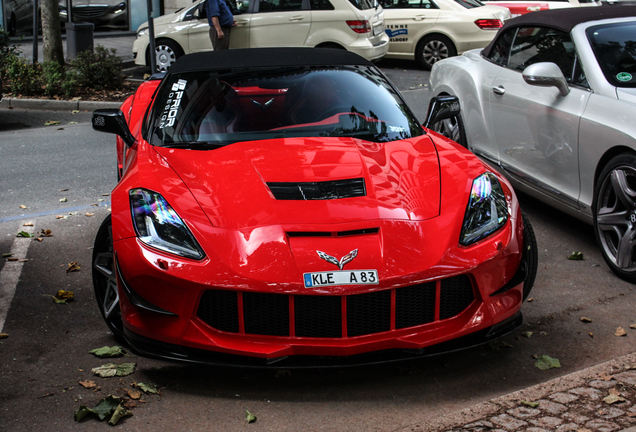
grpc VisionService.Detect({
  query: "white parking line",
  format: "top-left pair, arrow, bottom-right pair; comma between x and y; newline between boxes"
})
0,223 -> 35,332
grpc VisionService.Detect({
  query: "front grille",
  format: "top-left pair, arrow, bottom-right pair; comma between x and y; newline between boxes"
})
73,6 -> 108,17
267,178 -> 366,200
196,275 -> 475,338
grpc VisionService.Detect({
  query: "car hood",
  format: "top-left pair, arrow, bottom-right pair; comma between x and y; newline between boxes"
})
154,136 -> 441,230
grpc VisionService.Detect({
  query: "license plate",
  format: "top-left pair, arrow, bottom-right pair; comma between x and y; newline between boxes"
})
303,270 -> 379,288
373,25 -> 384,36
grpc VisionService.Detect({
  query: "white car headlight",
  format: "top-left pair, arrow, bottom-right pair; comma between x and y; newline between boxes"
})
460,172 -> 508,246
130,188 -> 205,260
137,27 -> 149,38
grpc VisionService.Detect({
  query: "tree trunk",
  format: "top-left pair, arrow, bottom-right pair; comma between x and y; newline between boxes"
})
41,0 -> 64,65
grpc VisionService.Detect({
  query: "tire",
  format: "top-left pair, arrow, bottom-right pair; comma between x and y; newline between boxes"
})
152,40 -> 183,73
92,214 -> 125,339
521,212 -> 538,300
429,108 -> 468,148
416,34 -> 456,71
594,153 -> 636,283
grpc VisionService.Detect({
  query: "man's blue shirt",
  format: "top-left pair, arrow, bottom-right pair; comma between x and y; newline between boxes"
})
206,0 -> 234,28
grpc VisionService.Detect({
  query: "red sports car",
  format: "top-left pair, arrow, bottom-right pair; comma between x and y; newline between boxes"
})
91,48 -> 537,367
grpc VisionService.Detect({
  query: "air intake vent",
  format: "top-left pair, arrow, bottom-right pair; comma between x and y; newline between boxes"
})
267,178 -> 366,200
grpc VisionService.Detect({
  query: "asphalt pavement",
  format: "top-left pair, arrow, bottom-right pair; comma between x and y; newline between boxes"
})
3,32 -> 636,431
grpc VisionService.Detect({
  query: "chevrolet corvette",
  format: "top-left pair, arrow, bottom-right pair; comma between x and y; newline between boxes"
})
91,47 -> 537,367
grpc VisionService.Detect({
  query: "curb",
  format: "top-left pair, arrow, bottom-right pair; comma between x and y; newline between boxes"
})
398,351 -> 636,431
0,97 -> 122,111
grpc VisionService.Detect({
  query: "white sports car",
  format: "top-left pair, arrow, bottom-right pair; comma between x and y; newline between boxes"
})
430,5 -> 636,282
381,0 -> 510,69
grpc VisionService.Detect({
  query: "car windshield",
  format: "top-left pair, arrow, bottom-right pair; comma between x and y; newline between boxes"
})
587,21 -> 636,88
148,65 -> 424,148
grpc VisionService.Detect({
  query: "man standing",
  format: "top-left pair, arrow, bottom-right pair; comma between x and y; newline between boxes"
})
206,0 -> 235,50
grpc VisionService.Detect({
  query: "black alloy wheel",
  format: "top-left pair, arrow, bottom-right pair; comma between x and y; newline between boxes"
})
92,214 -> 125,339
594,153 -> 636,283
429,108 -> 468,148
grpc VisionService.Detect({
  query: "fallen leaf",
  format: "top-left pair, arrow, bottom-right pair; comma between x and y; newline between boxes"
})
580,317 -> 592,323
74,395 -> 132,425
79,380 -> 97,389
2,253 -> 13,258
56,290 -> 74,301
43,294 -> 71,304
246,410 -> 257,424
70,110 -> 80,114
589,332 -> 594,338
0,333 -> 8,339
44,120 -> 61,126
57,127 -> 64,130
18,259 -> 28,263
55,215 -> 67,219
16,231 -> 33,238
71,96 -> 81,101
40,229 -> 53,237
568,251 -> 584,260
35,238 -> 43,242
521,331 -> 533,338
101,193 -> 110,196
603,394 -> 626,404
19,205 -> 26,209
66,262 -> 81,273
7,258 -> 18,262
89,346 -> 125,358
39,392 -> 54,398
59,188 -> 69,192
59,198 -> 68,203
126,389 -> 141,400
521,400 -> 539,408
85,213 -> 94,217
629,324 -> 636,330
609,388 -> 621,396
68,121 -> 78,125
599,372 -> 614,381
534,355 -> 561,370
23,222 -> 33,226
92,363 -> 136,378
616,327 -> 627,337
135,382 -> 159,395
526,297 -> 534,302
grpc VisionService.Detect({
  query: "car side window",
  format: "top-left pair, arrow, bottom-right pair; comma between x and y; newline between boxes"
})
381,0 -> 438,9
508,27 -> 572,73
487,28 -> 516,66
310,0 -> 335,9
257,0 -> 304,11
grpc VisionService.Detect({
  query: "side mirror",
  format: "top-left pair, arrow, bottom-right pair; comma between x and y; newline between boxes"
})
92,109 -> 135,147
423,95 -> 460,129
522,62 -> 570,96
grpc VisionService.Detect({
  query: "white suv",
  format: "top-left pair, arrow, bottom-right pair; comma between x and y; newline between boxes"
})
133,0 -> 389,71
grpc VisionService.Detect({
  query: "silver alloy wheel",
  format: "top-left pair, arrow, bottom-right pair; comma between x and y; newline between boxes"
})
155,44 -> 177,72
596,164 -> 636,272
422,39 -> 450,67
434,117 -> 461,143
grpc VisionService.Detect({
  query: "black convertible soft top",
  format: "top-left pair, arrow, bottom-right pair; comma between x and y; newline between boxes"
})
482,5 -> 636,57
168,47 -> 374,74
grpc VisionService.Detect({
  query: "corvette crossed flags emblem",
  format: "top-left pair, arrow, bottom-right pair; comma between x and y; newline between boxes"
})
317,249 -> 358,270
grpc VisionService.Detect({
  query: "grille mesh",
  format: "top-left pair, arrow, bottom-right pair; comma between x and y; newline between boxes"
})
440,275 -> 474,320
243,292 -> 289,336
196,275 -> 474,338
395,282 -> 436,329
295,295 -> 342,338
347,290 -> 391,337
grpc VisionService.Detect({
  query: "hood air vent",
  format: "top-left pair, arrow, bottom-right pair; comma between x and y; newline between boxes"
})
267,178 -> 366,200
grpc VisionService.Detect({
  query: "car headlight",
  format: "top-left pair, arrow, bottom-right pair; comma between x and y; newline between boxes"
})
460,172 -> 508,246
137,27 -> 148,38
113,2 -> 126,13
130,188 -> 205,260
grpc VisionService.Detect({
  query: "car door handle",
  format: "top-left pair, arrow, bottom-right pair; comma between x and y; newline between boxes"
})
492,86 -> 505,95
289,15 -> 304,21
413,15 -> 426,20
235,19 -> 249,25
527,6 -> 541,11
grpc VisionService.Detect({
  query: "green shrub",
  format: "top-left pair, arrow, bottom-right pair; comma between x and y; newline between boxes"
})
6,56 -> 42,95
71,44 -> 123,90
42,61 -> 64,96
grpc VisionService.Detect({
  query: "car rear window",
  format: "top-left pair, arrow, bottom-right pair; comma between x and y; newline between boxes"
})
453,0 -> 483,8
587,21 -> 636,88
348,0 -> 378,10
148,66 -> 424,148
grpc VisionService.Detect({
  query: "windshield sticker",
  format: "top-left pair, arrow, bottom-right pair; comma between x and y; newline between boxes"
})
389,125 -> 406,132
617,72 -> 633,82
159,79 -> 188,129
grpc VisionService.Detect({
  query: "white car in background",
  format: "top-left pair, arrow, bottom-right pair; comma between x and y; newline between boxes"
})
381,0 -> 510,69
484,0 -> 599,17
133,0 -> 389,71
